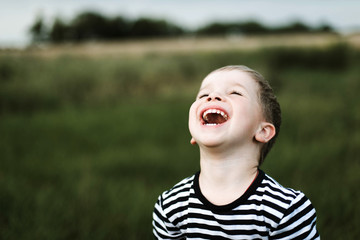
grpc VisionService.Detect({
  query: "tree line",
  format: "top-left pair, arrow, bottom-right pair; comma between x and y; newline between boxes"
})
29,11 -> 334,43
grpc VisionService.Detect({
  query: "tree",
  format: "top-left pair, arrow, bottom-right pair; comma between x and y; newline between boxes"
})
49,18 -> 68,43
29,14 -> 47,43
196,21 -> 268,36
105,16 -> 131,39
316,23 -> 333,33
196,23 -> 232,35
70,11 -> 109,41
238,21 -> 268,34
273,21 -> 311,33
130,18 -> 184,38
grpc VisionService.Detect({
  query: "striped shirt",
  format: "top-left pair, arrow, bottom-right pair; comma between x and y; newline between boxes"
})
153,170 -> 319,239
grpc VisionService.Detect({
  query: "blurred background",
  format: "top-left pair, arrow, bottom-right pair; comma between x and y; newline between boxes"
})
0,0 -> 359,239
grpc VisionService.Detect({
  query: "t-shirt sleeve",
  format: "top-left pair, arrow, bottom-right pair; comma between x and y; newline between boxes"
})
152,194 -> 183,240
270,192 -> 320,239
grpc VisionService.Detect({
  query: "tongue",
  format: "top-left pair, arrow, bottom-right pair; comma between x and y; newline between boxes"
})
205,113 -> 227,124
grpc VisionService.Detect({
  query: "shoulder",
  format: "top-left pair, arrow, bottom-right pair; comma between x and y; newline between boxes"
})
260,172 -> 315,214
259,172 -> 319,239
252,172 -> 306,214
260,173 -> 305,203
157,173 -> 196,209
153,175 -> 196,239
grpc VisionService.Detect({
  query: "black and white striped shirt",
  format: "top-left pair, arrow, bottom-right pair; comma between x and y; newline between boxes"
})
153,170 -> 319,239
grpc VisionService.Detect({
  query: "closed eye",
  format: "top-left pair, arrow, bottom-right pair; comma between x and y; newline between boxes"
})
198,94 -> 209,99
231,91 -> 242,96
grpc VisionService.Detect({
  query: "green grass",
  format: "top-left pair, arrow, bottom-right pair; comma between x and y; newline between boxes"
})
0,43 -> 359,239
0,102 -> 198,239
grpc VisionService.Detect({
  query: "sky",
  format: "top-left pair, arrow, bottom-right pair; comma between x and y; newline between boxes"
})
1,0 -> 360,47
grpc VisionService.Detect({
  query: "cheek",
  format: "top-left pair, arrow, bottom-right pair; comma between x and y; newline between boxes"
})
244,106 -> 263,131
189,102 -> 198,119
188,102 -> 198,130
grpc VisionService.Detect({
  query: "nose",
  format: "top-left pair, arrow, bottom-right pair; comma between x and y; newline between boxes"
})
207,92 -> 223,102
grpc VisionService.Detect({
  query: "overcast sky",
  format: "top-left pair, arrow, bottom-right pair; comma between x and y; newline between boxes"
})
1,0 -> 360,47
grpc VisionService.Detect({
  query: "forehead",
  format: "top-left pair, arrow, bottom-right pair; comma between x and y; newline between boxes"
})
200,70 -> 259,91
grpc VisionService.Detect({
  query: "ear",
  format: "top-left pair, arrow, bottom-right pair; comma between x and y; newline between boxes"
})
255,122 -> 276,143
190,137 -> 197,145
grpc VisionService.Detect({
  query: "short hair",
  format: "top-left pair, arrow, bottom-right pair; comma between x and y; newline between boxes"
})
211,65 -> 281,165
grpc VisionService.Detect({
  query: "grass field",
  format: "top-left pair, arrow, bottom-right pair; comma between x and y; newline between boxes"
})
1,35 -> 360,239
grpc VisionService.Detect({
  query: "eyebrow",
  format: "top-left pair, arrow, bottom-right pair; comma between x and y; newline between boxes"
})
232,82 -> 247,90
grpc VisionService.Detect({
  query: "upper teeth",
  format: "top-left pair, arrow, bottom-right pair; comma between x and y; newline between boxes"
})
203,109 -> 228,120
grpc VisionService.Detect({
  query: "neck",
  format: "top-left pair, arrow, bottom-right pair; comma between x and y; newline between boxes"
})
198,146 -> 259,205
200,148 -> 258,184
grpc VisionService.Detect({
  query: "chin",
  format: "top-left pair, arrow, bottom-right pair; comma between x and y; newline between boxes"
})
202,143 -> 223,149
197,137 -> 225,149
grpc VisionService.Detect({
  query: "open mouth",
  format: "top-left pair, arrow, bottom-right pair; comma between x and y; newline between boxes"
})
202,108 -> 229,126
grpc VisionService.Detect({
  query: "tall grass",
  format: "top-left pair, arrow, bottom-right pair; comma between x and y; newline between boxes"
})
0,43 -> 359,239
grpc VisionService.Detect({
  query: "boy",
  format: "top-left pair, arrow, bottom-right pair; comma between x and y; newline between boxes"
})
153,65 -> 319,239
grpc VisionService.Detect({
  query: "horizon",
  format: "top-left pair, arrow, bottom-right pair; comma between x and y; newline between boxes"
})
1,0 -> 360,47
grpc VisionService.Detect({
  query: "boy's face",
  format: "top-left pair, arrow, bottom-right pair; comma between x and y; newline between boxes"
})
189,70 -> 264,149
